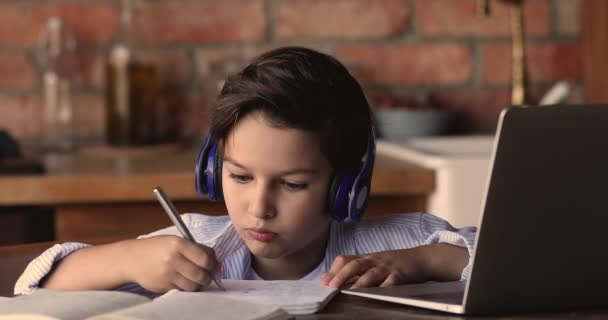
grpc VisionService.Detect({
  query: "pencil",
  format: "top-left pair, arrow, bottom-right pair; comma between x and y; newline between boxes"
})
153,186 -> 226,290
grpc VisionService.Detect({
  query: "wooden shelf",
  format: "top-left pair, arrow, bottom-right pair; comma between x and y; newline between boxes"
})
0,147 -> 434,243
0,148 -> 434,206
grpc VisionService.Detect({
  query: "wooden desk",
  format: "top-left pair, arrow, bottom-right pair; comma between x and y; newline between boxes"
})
299,294 -> 608,319
0,147 -> 434,243
2,242 -> 607,318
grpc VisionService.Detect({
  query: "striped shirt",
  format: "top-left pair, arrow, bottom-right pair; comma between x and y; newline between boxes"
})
14,212 -> 476,295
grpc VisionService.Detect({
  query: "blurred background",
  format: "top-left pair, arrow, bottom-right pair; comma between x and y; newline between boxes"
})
0,0 -> 584,150
2,0 -> 605,247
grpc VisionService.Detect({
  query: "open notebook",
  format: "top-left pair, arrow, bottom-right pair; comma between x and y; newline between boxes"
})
0,280 -> 338,320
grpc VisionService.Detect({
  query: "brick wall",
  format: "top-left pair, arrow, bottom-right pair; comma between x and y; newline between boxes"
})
0,0 -> 582,148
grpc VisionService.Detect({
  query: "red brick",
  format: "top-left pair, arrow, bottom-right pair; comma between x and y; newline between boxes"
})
425,89 -> 511,133
76,92 -> 203,145
136,50 -> 193,89
178,94 -> 211,140
427,85 -> 581,133
194,45 -> 335,95
71,52 -> 105,90
0,52 -> 37,90
71,51 -> 193,143
336,44 -> 472,86
195,45 -> 334,77
481,42 -> 581,85
195,47 -> 261,96
555,0 -> 581,36
71,49 -> 192,91
135,1 -> 265,45
0,95 -> 42,140
72,94 -> 105,142
277,0 -> 409,39
365,88 -> 420,110
0,94 -> 106,145
0,3 -> 118,47
416,0 -> 550,37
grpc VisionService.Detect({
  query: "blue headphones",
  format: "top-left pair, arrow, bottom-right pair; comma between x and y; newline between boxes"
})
195,127 -> 376,223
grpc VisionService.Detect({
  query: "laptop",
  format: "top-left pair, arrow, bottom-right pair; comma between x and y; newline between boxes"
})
342,105 -> 608,314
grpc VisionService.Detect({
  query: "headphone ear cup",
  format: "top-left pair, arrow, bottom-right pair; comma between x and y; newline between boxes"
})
195,134 -> 213,196
345,126 -> 376,223
328,169 -> 356,222
329,126 -> 376,223
213,151 -> 224,201
327,175 -> 340,218
194,131 -> 223,201
347,176 -> 371,223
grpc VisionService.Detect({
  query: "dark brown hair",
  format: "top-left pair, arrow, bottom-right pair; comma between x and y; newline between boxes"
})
210,46 -> 372,172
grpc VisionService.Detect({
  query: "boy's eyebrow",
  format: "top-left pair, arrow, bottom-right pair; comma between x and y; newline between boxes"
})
223,156 -> 320,176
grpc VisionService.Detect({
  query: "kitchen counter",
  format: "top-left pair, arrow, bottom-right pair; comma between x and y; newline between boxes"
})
0,145 -> 434,243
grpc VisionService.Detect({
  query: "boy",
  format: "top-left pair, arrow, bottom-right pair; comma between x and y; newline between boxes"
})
15,47 -> 475,295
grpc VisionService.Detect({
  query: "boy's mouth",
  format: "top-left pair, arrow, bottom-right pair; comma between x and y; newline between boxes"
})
247,228 -> 277,242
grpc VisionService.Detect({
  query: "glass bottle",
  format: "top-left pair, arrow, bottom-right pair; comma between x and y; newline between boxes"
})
39,17 -> 77,153
105,0 -> 159,146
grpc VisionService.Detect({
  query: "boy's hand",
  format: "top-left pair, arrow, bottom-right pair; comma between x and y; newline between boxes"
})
124,235 -> 221,293
320,244 -> 468,289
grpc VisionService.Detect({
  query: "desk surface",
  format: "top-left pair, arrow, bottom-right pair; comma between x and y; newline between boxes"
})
1,242 -> 606,319
300,294 -> 608,319
0,147 -> 434,206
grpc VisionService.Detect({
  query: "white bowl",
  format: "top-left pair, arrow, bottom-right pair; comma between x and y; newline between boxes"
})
374,109 -> 451,141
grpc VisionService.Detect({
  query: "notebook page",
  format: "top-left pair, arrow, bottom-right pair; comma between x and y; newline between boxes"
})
205,280 -> 338,315
0,290 -> 150,320
90,290 -> 287,320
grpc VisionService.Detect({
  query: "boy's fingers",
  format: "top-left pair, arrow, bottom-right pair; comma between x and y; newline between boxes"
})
214,262 -> 223,279
350,267 -> 389,289
322,273 -> 358,287
328,258 -> 374,288
328,255 -> 357,276
174,254 -> 212,287
379,273 -> 402,287
171,271 -> 202,292
320,272 -> 334,286
344,275 -> 360,286
179,241 -> 218,273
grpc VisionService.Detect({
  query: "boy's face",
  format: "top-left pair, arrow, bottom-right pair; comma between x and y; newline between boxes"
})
222,112 -> 333,261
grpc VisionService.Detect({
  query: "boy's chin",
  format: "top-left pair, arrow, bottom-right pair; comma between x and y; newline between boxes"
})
246,241 -> 286,259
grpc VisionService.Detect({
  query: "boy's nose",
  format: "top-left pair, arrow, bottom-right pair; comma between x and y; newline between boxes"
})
248,184 -> 277,219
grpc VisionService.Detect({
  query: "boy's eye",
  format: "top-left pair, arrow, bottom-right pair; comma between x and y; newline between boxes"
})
282,181 -> 308,191
229,173 -> 252,183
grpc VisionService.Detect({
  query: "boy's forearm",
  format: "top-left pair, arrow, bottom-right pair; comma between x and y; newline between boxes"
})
420,243 -> 469,281
41,239 -> 136,291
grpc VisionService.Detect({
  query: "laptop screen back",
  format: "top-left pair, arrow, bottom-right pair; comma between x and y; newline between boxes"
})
464,105 -> 608,314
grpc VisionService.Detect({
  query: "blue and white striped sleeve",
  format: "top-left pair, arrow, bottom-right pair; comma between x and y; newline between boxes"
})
13,213 -> 229,296
12,224 -> 186,297
419,213 -> 477,281
13,242 -> 92,295
137,213 -> 230,246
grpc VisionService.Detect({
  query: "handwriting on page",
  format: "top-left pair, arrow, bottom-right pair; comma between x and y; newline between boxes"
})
206,280 -> 336,306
